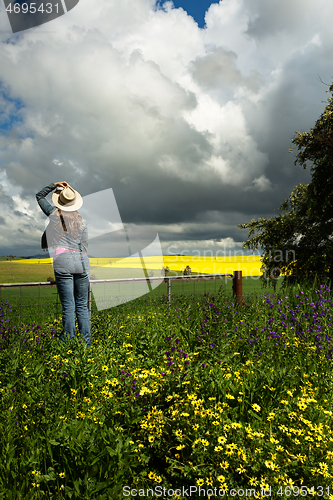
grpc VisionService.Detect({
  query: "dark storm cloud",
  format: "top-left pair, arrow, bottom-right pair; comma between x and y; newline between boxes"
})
0,0 -> 333,256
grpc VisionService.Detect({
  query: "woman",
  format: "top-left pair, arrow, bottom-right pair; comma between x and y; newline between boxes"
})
36,181 -> 91,346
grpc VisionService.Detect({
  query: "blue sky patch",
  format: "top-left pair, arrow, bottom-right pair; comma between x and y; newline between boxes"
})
157,0 -> 220,28
0,85 -> 24,132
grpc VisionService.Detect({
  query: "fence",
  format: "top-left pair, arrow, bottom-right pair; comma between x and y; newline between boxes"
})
0,272 -> 246,328
87,272 -> 244,317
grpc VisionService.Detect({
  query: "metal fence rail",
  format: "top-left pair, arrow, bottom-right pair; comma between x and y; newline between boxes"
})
0,272 -> 242,327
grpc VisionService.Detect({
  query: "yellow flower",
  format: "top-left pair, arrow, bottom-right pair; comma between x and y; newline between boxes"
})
102,365 -> 108,371
267,412 -> 275,421
217,475 -> 225,483
220,460 -> 229,469
155,475 -> 162,483
252,404 -> 261,412
148,436 -> 155,443
225,444 -> 235,456
284,478 -> 295,487
226,393 -> 235,399
318,462 -> 329,472
192,424 -> 199,430
148,471 -> 155,480
196,478 -> 204,486
201,439 -> 209,446
218,436 -> 227,444
59,472 -> 65,478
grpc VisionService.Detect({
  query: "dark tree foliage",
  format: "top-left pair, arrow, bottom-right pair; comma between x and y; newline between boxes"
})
238,83 -> 333,286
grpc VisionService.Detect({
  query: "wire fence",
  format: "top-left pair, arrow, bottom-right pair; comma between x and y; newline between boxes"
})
0,273 -> 237,330
2,271 -> 329,334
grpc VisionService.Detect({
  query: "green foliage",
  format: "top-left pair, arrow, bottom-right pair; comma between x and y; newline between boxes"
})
1,283 -> 333,497
239,83 -> 333,286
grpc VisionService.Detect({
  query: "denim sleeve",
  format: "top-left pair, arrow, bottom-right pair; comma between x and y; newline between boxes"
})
36,183 -> 57,216
80,220 -> 88,254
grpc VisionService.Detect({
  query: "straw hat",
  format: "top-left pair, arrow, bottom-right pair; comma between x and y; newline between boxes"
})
52,184 -> 83,212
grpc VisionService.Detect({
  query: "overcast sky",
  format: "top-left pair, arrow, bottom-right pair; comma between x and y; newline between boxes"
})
0,0 -> 332,257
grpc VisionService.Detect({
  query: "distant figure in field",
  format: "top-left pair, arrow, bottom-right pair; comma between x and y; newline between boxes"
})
36,182 -> 90,346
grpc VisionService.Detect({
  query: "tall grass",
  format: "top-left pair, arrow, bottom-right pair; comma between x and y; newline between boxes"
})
0,280 -> 332,498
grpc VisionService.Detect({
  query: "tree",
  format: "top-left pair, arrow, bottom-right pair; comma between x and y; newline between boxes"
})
238,83 -> 333,286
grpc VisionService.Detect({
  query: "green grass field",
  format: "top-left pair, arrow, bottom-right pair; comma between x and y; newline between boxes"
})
0,260 -> 55,283
0,255 -> 285,331
1,280 -> 333,498
0,270 -> 283,327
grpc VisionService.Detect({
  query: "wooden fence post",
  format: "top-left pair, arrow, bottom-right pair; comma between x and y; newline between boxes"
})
168,279 -> 171,309
232,270 -> 242,304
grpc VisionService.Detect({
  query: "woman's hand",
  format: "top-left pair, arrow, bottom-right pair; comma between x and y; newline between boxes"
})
54,181 -> 68,188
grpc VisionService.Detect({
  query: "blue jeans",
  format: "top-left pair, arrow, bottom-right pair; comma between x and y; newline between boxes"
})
53,252 -> 91,346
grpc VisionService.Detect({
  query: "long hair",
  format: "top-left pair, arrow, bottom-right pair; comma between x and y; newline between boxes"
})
56,209 -> 83,240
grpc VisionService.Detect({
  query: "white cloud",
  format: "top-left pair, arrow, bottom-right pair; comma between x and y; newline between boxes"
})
245,175 -> 273,192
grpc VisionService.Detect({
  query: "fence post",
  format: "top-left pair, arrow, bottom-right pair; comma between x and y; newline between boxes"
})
232,270 -> 242,304
168,278 -> 171,309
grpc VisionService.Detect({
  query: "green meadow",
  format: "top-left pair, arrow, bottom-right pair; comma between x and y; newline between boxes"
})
3,257 -> 331,498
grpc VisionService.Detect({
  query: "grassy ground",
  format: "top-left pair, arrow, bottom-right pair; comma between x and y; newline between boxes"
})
0,255 -> 283,329
0,261 -> 55,283
1,281 -> 333,498
0,275 -> 283,327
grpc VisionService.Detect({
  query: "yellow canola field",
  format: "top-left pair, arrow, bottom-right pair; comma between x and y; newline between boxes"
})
163,255 -> 262,277
12,255 -> 263,277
